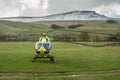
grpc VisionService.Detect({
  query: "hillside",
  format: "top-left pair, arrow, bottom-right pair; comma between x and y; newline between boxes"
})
44,11 -> 108,20
0,20 -> 50,35
0,11 -> 108,22
36,20 -> 120,34
0,20 -> 120,41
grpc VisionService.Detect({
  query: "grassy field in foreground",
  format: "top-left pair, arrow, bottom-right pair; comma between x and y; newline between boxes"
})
77,42 -> 113,45
0,42 -> 120,73
0,42 -> 120,80
0,74 -> 120,80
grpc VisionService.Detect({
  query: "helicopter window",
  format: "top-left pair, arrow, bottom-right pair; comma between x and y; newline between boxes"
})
35,42 -> 42,49
43,42 -> 51,50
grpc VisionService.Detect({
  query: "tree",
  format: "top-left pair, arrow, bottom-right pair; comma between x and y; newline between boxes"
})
106,20 -> 118,24
51,24 -> 64,29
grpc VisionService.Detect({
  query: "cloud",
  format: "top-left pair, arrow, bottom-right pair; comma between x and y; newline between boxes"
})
12,0 -> 49,16
48,0 -> 120,18
0,0 -> 49,17
0,0 -> 120,18
93,3 -> 120,18
0,0 -> 20,17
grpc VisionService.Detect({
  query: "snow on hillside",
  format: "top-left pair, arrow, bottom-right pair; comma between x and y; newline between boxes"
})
44,11 -> 108,20
0,11 -> 108,22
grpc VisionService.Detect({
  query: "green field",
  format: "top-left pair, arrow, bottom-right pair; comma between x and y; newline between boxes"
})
0,20 -> 50,35
0,20 -> 120,79
37,20 -> 120,35
0,20 -> 120,42
0,42 -> 120,79
0,20 -> 120,35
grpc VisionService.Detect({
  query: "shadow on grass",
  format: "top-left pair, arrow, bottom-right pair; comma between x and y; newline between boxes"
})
32,59 -> 54,64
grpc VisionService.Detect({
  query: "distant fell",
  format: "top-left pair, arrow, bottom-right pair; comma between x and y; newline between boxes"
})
0,10 -> 109,22
44,10 -> 108,20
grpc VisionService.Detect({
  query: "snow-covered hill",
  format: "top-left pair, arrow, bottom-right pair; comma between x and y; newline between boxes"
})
0,11 -> 108,22
44,11 -> 108,20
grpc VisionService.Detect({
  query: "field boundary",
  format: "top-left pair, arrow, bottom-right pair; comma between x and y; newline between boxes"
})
72,42 -> 120,47
0,70 -> 120,79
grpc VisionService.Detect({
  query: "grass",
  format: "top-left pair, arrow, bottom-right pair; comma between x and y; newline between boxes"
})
76,28 -> 120,34
0,42 -> 120,72
77,42 -> 117,45
0,42 -> 120,80
0,20 -> 120,36
0,20 -> 50,35
37,20 -> 120,35
0,20 -> 49,29
0,20 -> 120,42
0,20 -> 120,80
0,74 -> 120,80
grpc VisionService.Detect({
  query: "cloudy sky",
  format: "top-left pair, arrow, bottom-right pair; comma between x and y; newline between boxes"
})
0,0 -> 120,18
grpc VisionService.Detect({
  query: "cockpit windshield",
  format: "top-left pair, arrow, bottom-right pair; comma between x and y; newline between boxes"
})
35,42 -> 51,50
35,42 -> 42,50
43,42 -> 51,50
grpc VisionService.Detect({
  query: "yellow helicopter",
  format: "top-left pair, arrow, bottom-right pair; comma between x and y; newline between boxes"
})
32,33 -> 55,63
